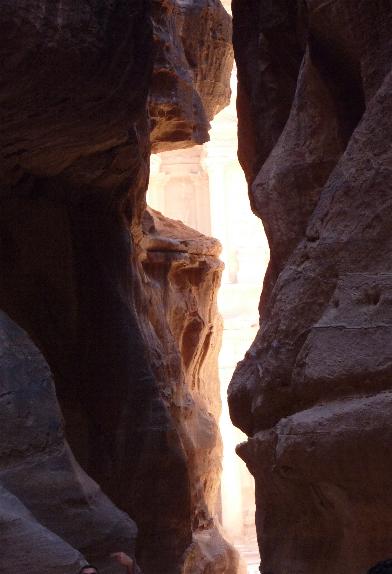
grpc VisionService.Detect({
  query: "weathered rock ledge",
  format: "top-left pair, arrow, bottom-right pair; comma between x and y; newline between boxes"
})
150,0 -> 233,151
139,209 -> 241,573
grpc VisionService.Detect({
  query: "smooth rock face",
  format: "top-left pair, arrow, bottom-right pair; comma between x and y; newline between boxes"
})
0,311 -> 138,574
0,485 -> 83,574
0,1 -> 235,573
230,1 -> 392,573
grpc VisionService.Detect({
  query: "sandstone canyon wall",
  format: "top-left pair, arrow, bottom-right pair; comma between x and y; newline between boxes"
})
0,2 -> 235,573
229,1 -> 392,574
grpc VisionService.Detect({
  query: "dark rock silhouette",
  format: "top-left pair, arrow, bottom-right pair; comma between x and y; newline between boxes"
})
0,1 -> 234,573
229,1 -> 392,573
0,310 -> 138,574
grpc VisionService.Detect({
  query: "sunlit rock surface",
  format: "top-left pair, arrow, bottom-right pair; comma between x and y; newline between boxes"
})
0,1 -> 234,573
150,0 -> 233,152
140,208 -> 242,573
230,1 -> 392,573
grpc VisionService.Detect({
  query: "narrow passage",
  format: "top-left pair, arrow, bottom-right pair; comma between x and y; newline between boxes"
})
147,51 -> 269,571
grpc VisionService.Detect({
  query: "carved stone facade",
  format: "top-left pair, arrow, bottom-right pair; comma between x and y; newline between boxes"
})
148,147 -> 211,237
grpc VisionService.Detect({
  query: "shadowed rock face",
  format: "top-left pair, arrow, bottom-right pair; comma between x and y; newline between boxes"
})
0,1 -> 234,573
0,310 -> 138,574
229,1 -> 392,573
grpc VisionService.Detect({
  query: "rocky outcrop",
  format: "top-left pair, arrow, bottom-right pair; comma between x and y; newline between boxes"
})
140,209 -> 241,573
150,0 -> 233,151
0,1 -> 234,573
230,1 -> 392,573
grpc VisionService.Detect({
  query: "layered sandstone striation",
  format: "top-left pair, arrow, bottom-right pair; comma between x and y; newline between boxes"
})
0,1 -> 234,573
229,1 -> 392,573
